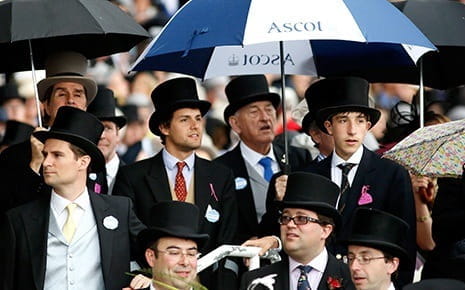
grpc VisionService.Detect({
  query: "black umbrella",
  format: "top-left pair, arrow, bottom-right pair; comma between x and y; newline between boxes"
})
0,0 -> 150,73
391,0 -> 465,90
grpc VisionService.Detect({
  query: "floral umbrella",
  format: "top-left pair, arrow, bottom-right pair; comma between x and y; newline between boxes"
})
383,118 -> 465,178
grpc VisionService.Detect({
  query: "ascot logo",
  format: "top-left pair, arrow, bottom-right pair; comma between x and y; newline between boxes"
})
228,53 -> 295,66
268,21 -> 323,33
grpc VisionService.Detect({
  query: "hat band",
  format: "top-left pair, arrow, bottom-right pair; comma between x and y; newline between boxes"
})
49,72 -> 85,78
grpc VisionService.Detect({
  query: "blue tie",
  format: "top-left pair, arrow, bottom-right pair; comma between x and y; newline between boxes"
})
297,265 -> 312,290
258,157 -> 273,182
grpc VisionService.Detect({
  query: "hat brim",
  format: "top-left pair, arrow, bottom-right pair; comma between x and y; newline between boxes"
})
98,116 -> 127,129
341,237 -> 409,265
149,100 -> 211,136
37,76 -> 98,105
275,200 -> 341,228
301,113 -> 313,135
317,105 -> 381,134
223,92 -> 281,124
137,227 -> 209,253
33,130 -> 105,172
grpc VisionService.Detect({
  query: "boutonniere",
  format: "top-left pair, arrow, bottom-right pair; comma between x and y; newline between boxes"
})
358,185 -> 373,205
209,183 -> 218,202
247,274 -> 277,290
103,215 -> 119,230
327,276 -> 343,290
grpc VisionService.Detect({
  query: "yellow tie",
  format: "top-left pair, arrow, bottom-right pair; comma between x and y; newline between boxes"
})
63,203 -> 78,243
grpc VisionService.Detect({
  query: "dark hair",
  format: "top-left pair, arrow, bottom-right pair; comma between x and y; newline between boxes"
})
327,111 -> 370,123
68,143 -> 92,174
158,111 -> 174,145
317,213 -> 336,244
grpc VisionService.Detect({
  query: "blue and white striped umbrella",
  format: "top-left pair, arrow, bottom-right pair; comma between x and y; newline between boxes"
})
131,0 -> 436,81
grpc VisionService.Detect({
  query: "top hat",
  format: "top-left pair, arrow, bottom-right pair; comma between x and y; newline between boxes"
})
0,83 -> 25,106
87,86 -> 127,128
0,120 -> 34,147
344,208 -> 409,262
275,172 -> 341,226
301,82 -> 334,135
149,77 -> 211,136
137,201 -> 209,251
223,75 -> 281,123
37,51 -> 97,105
33,106 -> 105,172
312,77 -> 380,134
403,279 -> 465,290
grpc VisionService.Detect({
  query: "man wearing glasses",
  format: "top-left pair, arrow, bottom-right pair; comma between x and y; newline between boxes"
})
240,172 -> 354,290
344,208 -> 409,290
127,201 -> 209,290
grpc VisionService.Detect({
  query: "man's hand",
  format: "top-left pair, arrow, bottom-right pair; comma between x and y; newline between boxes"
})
29,127 -> 46,174
275,175 -> 288,201
241,236 -> 280,267
122,274 -> 152,290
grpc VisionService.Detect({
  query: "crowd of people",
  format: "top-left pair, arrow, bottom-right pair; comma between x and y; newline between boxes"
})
1,1 -> 465,290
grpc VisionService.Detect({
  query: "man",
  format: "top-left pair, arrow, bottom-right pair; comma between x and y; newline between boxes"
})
345,208 -> 409,290
113,77 -> 238,289
0,107 -> 145,290
87,86 -> 127,195
308,77 -> 416,286
240,172 -> 354,290
214,75 -> 311,244
0,120 -> 34,153
0,82 -> 27,123
0,51 -> 98,211
127,201 -> 209,290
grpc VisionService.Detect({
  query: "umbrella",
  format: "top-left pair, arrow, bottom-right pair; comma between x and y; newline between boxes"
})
0,0 -> 149,126
130,0 -> 435,167
383,118 -> 465,178
0,0 -> 149,73
391,0 -> 465,90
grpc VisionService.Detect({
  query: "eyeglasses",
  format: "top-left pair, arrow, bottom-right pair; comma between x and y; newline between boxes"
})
347,254 -> 386,265
278,215 -> 323,226
153,248 -> 200,260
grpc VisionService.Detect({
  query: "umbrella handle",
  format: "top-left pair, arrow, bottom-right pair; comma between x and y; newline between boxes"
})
28,40 -> 42,128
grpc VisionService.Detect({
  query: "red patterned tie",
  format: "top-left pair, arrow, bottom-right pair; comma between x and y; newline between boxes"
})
175,161 -> 187,201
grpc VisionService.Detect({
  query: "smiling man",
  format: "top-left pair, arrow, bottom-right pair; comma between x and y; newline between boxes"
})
113,77 -> 238,290
345,208 -> 409,290
241,172 -> 354,290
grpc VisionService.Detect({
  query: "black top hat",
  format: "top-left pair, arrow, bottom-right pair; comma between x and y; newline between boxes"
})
312,77 -> 381,134
0,120 -> 34,147
37,51 -> 97,105
301,82 -> 334,135
137,201 -> 209,251
87,86 -> 127,128
403,279 -> 465,290
223,75 -> 281,123
343,208 -> 409,262
275,172 -> 341,226
33,106 -> 105,172
0,83 -> 25,106
149,77 -> 211,136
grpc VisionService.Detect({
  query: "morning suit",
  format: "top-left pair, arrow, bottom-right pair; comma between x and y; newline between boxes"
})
214,142 -> 311,243
0,191 -> 145,290
113,151 -> 238,289
240,254 -> 354,290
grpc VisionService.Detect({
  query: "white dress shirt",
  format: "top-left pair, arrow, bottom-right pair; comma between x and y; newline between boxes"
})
240,142 -> 280,179
330,145 -> 364,187
106,154 -> 120,195
289,248 -> 328,290
50,188 -> 90,232
162,149 -> 195,189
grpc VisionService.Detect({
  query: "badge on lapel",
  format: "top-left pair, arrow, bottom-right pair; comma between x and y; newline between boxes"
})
205,204 -> 220,223
235,177 -> 247,190
358,185 -> 373,205
103,215 -> 119,230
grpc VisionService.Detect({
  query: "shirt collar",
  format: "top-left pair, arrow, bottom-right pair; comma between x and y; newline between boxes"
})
106,154 -> 120,177
240,141 -> 276,166
162,149 -> 196,171
50,187 -> 90,214
289,247 -> 328,274
332,145 -> 364,167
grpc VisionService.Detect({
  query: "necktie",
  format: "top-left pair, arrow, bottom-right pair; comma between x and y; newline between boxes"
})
63,203 -> 78,243
337,163 -> 356,211
258,157 -> 273,182
297,265 -> 312,290
175,161 -> 188,201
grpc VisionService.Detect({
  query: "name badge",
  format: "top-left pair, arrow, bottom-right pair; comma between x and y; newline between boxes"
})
205,205 -> 220,223
235,177 -> 247,190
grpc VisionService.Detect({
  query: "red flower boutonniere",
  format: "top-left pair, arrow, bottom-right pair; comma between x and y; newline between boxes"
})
327,276 -> 343,289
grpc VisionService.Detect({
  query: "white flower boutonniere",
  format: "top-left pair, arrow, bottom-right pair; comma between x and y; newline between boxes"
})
103,215 -> 119,230
247,274 -> 277,290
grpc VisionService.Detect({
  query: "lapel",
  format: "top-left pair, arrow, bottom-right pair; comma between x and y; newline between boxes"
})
273,144 -> 287,172
22,195 -> 51,290
194,156 -> 215,212
318,154 -> 332,178
317,254 -> 352,290
145,153 -> 172,202
89,192 -> 113,285
275,259 -> 290,289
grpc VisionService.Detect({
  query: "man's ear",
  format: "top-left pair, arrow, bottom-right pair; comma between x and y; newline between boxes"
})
145,248 -> 156,268
159,123 -> 169,136
324,120 -> 333,135
228,115 -> 241,134
321,224 -> 333,240
79,155 -> 91,171
387,257 -> 400,275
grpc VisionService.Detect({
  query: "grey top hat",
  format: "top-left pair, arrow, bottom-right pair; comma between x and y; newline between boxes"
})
37,51 -> 97,105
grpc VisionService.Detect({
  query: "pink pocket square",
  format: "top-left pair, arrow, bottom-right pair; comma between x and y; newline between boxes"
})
358,185 -> 373,205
